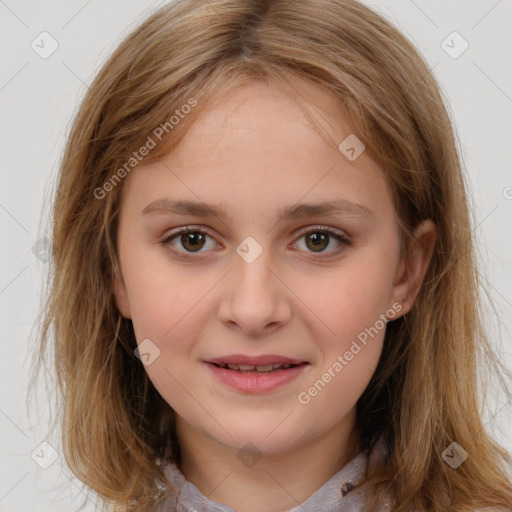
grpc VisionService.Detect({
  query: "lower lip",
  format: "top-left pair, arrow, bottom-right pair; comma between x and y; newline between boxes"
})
204,362 -> 310,393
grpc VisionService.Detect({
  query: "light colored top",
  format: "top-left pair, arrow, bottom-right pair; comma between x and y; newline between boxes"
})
152,435 -> 393,511
150,435 -> 504,511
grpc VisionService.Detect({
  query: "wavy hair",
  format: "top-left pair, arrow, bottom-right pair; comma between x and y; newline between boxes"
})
29,0 -> 512,510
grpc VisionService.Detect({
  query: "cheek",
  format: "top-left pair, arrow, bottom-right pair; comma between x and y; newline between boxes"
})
302,256 -> 395,342
292,244 -> 396,405
120,243 -> 201,348
294,268 -> 388,426
121,248 -> 211,416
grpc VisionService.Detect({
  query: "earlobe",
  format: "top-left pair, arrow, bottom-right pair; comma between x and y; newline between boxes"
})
391,219 -> 437,315
113,269 -> 132,319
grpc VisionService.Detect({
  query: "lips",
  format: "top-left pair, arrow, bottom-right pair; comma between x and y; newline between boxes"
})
204,355 -> 311,393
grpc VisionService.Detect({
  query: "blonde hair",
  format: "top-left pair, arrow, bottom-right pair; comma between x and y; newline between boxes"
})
30,0 -> 512,510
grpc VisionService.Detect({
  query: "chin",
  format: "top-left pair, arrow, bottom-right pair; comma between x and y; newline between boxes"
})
208,420 -> 304,456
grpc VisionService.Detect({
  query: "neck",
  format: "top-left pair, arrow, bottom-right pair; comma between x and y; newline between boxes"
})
175,411 -> 360,512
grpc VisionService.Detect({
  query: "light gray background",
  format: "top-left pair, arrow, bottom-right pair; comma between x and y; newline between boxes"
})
0,1 -> 511,510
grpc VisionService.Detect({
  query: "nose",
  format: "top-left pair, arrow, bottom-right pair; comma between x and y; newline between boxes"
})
217,249 -> 292,337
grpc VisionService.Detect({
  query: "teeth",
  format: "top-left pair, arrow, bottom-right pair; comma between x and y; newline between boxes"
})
222,363 -> 293,372
254,364 -> 274,372
227,364 -> 252,370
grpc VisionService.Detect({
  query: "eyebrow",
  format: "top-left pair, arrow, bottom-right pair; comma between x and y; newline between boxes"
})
141,198 -> 375,221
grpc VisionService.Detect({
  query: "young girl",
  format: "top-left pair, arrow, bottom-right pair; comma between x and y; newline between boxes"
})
31,0 -> 512,510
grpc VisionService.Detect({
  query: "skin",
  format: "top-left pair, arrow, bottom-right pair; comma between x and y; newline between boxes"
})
113,78 -> 437,512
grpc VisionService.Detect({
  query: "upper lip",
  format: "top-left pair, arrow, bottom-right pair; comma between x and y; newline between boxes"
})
205,354 -> 308,366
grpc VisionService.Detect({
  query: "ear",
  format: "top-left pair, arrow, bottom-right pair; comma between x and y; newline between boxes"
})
390,219 -> 437,317
113,268 -> 132,319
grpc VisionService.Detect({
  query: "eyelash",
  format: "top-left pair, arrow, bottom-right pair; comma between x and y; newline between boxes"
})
160,225 -> 352,261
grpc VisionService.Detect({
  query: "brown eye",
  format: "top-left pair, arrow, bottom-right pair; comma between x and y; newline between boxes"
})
180,231 -> 207,252
293,226 -> 351,258
304,232 -> 330,252
161,227 -> 219,258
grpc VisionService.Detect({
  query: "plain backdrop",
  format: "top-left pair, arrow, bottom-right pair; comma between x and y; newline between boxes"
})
0,0 -> 511,510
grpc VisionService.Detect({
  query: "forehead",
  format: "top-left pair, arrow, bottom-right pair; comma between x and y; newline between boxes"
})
120,78 -> 393,223
183,78 -> 351,152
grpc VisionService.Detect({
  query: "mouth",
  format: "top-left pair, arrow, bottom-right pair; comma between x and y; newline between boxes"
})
203,355 -> 311,393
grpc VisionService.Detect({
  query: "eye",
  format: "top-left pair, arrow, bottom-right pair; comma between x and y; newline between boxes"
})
160,225 -> 351,260
292,225 -> 351,259
160,226 -> 219,259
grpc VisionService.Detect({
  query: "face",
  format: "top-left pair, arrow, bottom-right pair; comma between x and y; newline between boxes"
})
113,78 -> 417,457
